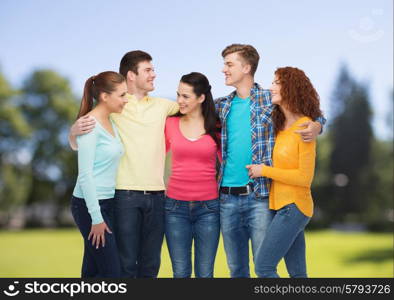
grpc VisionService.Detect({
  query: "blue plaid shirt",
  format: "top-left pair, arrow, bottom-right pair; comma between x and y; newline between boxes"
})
215,83 -> 274,198
215,83 -> 326,198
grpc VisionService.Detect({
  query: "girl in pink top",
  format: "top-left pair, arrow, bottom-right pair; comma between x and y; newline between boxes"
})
164,72 -> 221,278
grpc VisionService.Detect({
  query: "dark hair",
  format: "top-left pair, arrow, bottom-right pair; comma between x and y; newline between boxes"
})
175,72 -> 220,146
119,50 -> 152,78
272,67 -> 323,133
221,44 -> 260,76
77,71 -> 125,118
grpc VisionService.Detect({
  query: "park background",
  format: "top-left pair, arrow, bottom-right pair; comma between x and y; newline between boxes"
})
0,0 -> 392,277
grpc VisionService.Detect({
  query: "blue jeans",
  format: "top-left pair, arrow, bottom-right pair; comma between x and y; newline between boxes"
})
219,192 -> 274,278
255,203 -> 311,278
71,196 -> 121,278
113,190 -> 165,278
165,197 -> 220,278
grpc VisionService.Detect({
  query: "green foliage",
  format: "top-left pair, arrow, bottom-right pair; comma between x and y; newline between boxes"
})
329,66 -> 373,216
364,140 -> 394,230
0,69 -> 79,226
20,70 -> 79,224
0,72 -> 32,212
0,74 -> 30,139
311,64 -> 393,231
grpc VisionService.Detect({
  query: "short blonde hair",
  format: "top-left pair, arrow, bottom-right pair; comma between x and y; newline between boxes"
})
222,44 -> 260,76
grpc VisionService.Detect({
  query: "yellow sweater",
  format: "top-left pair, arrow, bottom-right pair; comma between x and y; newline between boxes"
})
262,117 -> 316,217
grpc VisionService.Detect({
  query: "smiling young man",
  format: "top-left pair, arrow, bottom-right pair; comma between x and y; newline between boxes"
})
69,50 -> 179,278
215,44 -> 325,278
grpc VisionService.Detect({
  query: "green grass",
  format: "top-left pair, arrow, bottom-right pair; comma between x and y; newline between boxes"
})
0,229 -> 392,278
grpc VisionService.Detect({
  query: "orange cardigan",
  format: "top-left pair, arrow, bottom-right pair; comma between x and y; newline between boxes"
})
262,117 -> 316,217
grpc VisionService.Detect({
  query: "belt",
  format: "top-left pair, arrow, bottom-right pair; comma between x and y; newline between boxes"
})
220,184 -> 252,196
116,189 -> 164,195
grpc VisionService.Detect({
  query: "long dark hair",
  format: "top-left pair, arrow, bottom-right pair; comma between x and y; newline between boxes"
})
174,72 -> 220,146
77,71 -> 125,118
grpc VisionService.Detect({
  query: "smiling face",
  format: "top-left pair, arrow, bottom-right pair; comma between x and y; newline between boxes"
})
222,52 -> 251,87
102,81 -> 128,113
131,60 -> 156,93
270,75 -> 283,105
176,82 -> 205,115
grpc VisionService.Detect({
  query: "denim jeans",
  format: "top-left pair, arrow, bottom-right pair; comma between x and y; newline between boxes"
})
70,196 -> 121,278
164,197 -> 220,278
113,190 -> 165,278
255,203 -> 311,278
219,192 -> 274,278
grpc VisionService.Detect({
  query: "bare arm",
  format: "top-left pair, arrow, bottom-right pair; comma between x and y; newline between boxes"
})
68,115 -> 96,150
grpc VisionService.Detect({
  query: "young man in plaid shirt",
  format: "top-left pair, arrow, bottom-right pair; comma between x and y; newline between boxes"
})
215,44 -> 325,277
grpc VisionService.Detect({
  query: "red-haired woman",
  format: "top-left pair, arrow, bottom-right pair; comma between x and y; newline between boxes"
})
247,67 -> 323,278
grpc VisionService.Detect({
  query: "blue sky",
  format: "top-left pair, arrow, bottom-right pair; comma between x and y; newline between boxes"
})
0,0 -> 393,138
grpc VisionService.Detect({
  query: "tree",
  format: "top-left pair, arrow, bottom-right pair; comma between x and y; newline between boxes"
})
20,70 -> 79,226
364,90 -> 394,230
327,64 -> 375,223
0,71 -> 32,218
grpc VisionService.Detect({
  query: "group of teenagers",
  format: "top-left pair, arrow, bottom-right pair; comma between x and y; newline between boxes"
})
68,44 -> 326,278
